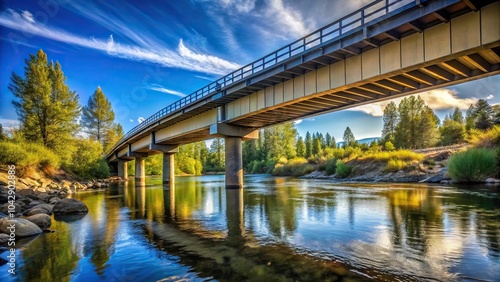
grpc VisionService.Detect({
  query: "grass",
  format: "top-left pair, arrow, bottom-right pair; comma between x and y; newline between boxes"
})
385,159 -> 409,172
447,147 -> 496,183
358,150 -> 424,163
0,140 -> 59,168
467,125 -> 500,148
272,158 -> 315,177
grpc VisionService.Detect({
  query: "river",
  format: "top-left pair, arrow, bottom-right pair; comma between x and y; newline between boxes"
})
1,175 -> 499,281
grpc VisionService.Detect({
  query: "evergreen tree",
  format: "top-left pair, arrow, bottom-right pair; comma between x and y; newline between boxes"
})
305,131 -> 312,158
452,107 -> 464,124
81,86 -> 116,149
104,123 -> 123,153
394,96 -> 424,149
208,138 -> 225,169
330,136 -> 336,148
243,139 -> 258,169
472,99 -> 494,130
312,138 -> 322,156
325,133 -> 332,147
0,124 -> 5,141
296,136 -> 306,158
440,119 -> 465,145
494,104 -> 500,125
342,127 -> 355,148
417,105 -> 440,148
465,104 -> 475,131
9,49 -> 80,150
382,101 -> 398,142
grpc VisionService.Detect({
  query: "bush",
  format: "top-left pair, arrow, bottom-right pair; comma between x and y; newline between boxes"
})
335,160 -> 352,178
88,158 -> 110,178
385,159 -> 408,172
271,158 -> 314,176
69,139 -> 109,179
0,140 -> 59,169
384,141 -> 395,151
359,150 -> 424,163
447,148 -> 496,182
325,158 -> 337,175
467,126 -> 500,148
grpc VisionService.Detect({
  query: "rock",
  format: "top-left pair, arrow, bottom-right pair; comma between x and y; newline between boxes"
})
35,187 -> 47,193
1,203 -> 21,215
60,180 -> 72,189
440,180 -> 453,184
0,233 -> 10,244
48,197 -> 60,204
0,217 -> 42,237
86,183 -> 94,189
39,179 -> 52,188
36,193 -> 50,202
54,213 -> 86,222
26,214 -> 51,230
18,189 -> 35,196
53,198 -> 88,214
24,204 -> 53,216
27,201 -> 42,208
485,178 -> 500,183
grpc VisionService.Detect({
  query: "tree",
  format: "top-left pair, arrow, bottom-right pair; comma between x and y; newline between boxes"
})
305,131 -> 312,158
312,138 -> 322,156
493,104 -> 500,125
472,99 -> 494,130
296,136 -> 306,158
342,127 -> 355,148
382,101 -> 398,142
452,107 -> 464,124
0,124 -> 5,141
465,104 -> 475,131
325,133 -> 332,147
416,105 -> 440,148
208,138 -> 225,170
81,86 -> 116,150
330,136 -> 336,148
103,123 -> 123,153
440,119 -> 465,145
9,49 -> 80,150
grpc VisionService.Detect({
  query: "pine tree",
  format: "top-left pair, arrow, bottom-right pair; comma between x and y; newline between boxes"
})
305,131 -> 312,158
465,104 -> 475,131
382,101 -> 398,142
325,133 -> 332,147
312,138 -> 322,156
9,49 -> 80,150
0,124 -> 5,141
330,136 -> 336,148
452,107 -> 464,124
343,127 -> 355,148
472,99 -> 494,130
103,123 -> 123,153
81,86 -> 116,149
296,136 -> 306,158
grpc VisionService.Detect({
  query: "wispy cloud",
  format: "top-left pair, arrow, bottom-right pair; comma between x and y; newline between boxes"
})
145,84 -> 186,98
0,9 -> 240,75
137,117 -> 145,123
486,94 -> 494,100
348,89 -> 478,117
129,119 -> 134,123
293,119 -> 303,125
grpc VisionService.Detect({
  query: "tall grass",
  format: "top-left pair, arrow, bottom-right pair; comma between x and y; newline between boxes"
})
0,140 -> 59,169
467,125 -> 500,148
272,158 -> 315,176
358,150 -> 424,163
447,148 -> 496,183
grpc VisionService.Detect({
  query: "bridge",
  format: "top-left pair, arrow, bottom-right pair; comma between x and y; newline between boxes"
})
107,0 -> 500,188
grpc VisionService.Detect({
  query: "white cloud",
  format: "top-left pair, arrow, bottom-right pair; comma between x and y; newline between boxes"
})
129,119 -> 134,122
348,89 -> 478,117
486,94 -> 494,100
293,119 -> 303,125
0,9 -> 240,75
21,10 -> 35,24
266,0 -> 312,37
146,84 -> 186,98
137,117 -> 145,123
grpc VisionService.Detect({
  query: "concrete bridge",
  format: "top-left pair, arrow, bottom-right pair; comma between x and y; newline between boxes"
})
107,0 -> 500,188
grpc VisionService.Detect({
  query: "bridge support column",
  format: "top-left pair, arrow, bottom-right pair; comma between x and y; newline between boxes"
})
225,137 -> 243,189
117,160 -> 128,180
163,153 -> 175,185
135,157 -> 146,186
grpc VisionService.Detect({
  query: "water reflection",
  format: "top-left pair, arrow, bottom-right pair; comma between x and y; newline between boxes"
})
1,176 -> 499,281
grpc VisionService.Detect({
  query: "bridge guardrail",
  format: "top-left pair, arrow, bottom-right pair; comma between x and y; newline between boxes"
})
108,0 -> 417,157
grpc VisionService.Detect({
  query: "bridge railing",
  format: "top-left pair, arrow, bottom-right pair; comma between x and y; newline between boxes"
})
108,0 -> 416,156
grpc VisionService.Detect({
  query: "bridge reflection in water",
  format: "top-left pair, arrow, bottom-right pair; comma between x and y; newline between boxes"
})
6,176 -> 499,281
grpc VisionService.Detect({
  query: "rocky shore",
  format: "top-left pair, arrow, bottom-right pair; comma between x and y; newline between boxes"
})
0,169 -> 123,244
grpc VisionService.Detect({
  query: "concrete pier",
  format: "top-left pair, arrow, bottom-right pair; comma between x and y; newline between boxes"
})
135,157 -> 146,186
117,160 -> 128,180
225,137 -> 243,189
163,153 -> 175,185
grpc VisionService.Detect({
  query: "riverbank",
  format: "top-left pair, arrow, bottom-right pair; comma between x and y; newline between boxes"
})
301,144 -> 500,184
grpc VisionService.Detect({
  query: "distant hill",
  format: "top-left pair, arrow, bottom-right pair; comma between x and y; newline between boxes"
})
337,137 -> 380,147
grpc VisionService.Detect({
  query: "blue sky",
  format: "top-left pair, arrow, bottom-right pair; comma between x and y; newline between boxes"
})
0,0 -> 499,142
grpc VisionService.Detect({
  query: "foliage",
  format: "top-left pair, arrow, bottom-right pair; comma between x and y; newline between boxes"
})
440,119 -> 466,145
325,158 -> 337,175
68,139 -> 109,178
385,159 -> 409,172
271,158 -> 314,176
447,148 -> 496,182
384,141 -> 395,151
296,137 -> 306,158
472,99 -> 495,130
81,86 -> 115,151
9,49 -> 80,151
0,124 -> 5,141
359,149 -> 424,163
467,125 -> 500,148
0,140 -> 59,171
335,159 -> 352,178
342,127 -> 355,148
305,131 -> 312,158
382,101 -> 398,142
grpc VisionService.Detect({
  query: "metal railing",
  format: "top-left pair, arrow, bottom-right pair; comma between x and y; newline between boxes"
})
108,0 -> 417,156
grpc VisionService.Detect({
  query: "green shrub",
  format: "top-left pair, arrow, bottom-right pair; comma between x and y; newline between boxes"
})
69,139 -> 108,178
325,158 -> 337,175
359,150 -> 424,163
0,140 -> 59,169
447,148 -> 496,183
335,160 -> 352,178
88,158 -> 110,179
271,158 -> 314,176
384,141 -> 395,151
467,125 -> 500,148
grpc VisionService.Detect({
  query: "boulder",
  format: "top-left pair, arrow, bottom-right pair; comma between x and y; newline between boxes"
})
485,178 -> 500,184
18,188 -> 35,196
24,204 -> 53,216
48,197 -> 60,205
0,218 -> 42,237
36,193 -> 50,202
1,203 -> 21,215
60,180 -> 72,189
0,233 -> 10,244
53,198 -> 88,214
26,214 -> 51,230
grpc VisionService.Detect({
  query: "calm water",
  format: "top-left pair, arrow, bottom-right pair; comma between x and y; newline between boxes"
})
1,175 -> 499,281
